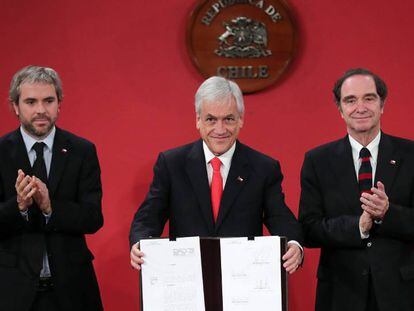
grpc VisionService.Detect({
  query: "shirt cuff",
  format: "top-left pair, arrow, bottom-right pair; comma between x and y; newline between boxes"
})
287,240 -> 304,262
43,212 -> 52,224
359,227 -> 370,239
20,210 -> 29,221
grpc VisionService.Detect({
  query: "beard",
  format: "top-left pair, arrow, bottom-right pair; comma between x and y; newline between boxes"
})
21,115 -> 55,139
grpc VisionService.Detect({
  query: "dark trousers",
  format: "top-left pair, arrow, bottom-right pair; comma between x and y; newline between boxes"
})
367,274 -> 379,311
30,279 -> 59,311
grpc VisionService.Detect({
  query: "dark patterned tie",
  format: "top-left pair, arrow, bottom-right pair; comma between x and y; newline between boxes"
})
32,142 -> 48,184
359,147 -> 373,194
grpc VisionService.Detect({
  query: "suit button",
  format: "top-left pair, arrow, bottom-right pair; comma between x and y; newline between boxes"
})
362,269 -> 369,276
367,242 -> 372,248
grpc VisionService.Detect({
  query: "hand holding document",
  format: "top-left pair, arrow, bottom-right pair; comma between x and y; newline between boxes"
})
220,236 -> 282,311
140,237 -> 205,311
140,236 -> 285,311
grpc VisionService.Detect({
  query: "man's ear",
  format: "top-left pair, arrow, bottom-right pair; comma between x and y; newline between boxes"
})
12,102 -> 19,117
338,105 -> 345,119
196,115 -> 200,130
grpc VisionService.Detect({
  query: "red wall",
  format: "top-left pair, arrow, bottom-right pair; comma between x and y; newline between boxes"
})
1,1 -> 413,310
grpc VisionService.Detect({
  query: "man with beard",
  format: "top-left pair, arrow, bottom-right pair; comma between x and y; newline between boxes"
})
299,68 -> 414,311
0,66 -> 103,311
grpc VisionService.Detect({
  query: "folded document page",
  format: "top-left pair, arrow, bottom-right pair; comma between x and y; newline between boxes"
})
140,237 -> 206,311
220,236 -> 282,311
140,236 -> 284,311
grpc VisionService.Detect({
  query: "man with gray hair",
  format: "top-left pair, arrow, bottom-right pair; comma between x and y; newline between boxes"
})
0,65 -> 103,310
130,76 -> 303,273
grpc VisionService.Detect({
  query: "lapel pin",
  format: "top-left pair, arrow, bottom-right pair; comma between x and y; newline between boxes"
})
390,160 -> 396,165
61,148 -> 68,153
237,176 -> 244,182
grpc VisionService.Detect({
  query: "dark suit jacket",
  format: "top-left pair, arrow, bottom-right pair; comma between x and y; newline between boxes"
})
299,133 -> 414,311
0,128 -> 103,311
130,139 -> 302,246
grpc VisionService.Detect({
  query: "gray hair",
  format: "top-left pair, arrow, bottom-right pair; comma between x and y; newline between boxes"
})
195,76 -> 244,115
9,65 -> 63,103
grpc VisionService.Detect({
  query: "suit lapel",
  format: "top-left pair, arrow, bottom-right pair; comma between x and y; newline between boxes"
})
329,136 -> 361,213
48,128 -> 69,196
375,133 -> 399,192
8,129 -> 32,175
185,140 -> 215,232
216,141 -> 249,229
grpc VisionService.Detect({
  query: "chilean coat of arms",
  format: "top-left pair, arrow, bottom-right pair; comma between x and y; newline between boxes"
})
215,16 -> 272,58
186,0 -> 297,92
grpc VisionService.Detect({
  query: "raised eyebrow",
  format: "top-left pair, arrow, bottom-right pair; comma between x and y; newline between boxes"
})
342,95 -> 356,102
205,114 -> 217,119
22,97 -> 37,103
43,96 -> 57,101
363,93 -> 379,98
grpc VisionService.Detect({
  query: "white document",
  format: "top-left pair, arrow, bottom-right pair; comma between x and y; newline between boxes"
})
140,236 -> 205,311
220,236 -> 282,311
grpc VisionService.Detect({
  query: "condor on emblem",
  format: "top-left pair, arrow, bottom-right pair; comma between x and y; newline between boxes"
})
187,0 -> 297,93
215,16 -> 271,58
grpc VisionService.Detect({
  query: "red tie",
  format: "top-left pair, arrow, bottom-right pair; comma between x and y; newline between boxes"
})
210,157 -> 223,222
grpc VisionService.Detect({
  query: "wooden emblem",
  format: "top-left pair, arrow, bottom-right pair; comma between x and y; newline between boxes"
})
187,0 -> 297,93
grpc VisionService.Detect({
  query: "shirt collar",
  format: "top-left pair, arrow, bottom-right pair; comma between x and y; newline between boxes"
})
20,126 -> 56,153
348,131 -> 381,161
203,140 -> 236,169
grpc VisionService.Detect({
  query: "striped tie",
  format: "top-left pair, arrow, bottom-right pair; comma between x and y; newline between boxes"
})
359,147 -> 373,194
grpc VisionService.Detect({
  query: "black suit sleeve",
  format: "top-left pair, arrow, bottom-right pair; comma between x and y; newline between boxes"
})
129,153 -> 170,246
372,138 -> 414,241
0,195 -> 27,234
45,144 -> 103,234
378,202 -> 414,241
263,160 -> 303,244
299,152 -> 365,248
0,167 -> 30,233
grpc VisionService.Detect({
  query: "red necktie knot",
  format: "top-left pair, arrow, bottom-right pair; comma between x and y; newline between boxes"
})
211,157 -> 222,171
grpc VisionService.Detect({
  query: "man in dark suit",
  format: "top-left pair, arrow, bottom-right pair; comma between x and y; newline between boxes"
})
0,66 -> 104,311
299,68 -> 414,311
130,76 -> 303,274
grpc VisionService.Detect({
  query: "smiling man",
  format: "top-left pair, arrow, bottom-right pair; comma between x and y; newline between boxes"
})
0,66 -> 103,311
299,68 -> 414,311
130,76 -> 303,275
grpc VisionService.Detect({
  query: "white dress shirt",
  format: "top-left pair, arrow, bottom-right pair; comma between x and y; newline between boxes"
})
202,141 -> 302,254
348,131 -> 381,185
203,141 -> 235,188
348,131 -> 381,238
